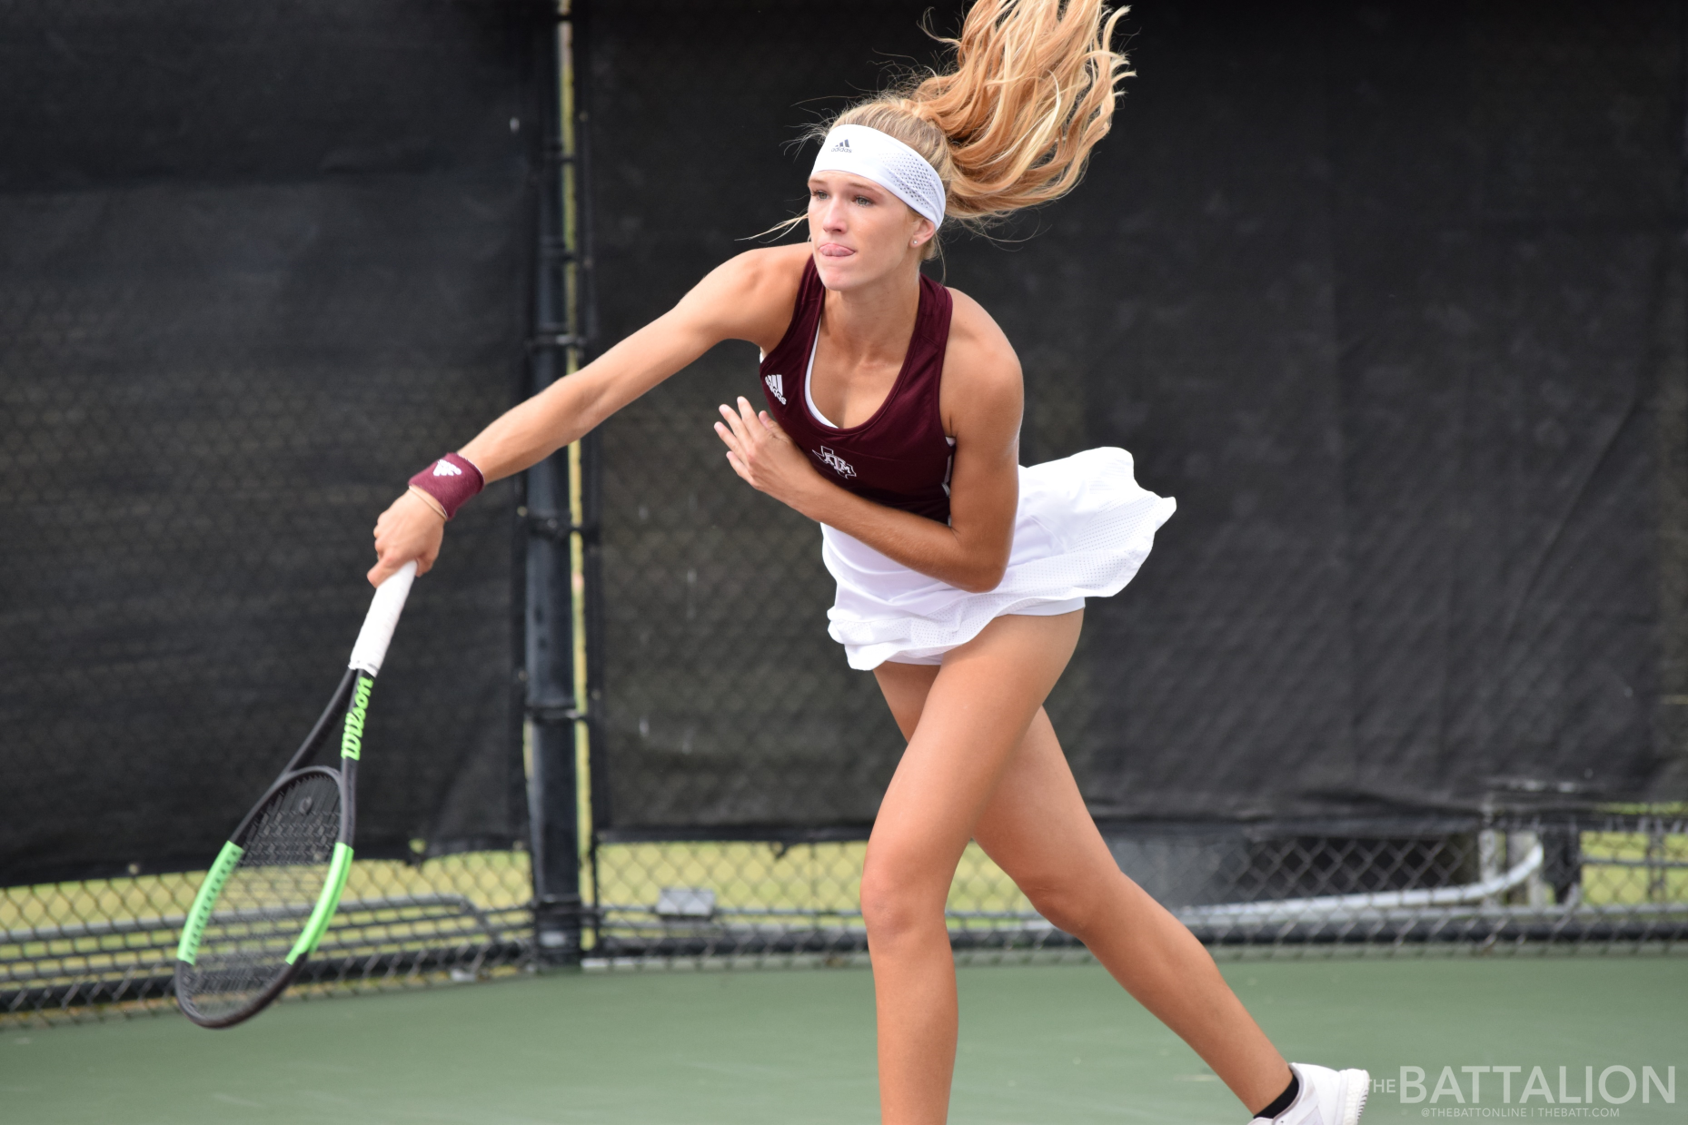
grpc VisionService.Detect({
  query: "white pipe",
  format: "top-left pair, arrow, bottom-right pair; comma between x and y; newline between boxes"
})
1182,841 -> 1544,922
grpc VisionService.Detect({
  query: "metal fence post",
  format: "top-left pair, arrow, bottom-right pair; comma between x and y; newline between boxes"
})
524,0 -> 586,967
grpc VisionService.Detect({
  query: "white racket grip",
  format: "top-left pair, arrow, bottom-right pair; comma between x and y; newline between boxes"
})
348,560 -> 418,676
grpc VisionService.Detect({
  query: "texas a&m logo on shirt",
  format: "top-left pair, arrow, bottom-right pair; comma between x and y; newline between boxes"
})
814,446 -> 856,479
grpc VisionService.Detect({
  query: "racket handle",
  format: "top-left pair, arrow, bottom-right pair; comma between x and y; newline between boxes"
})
348,560 -> 418,676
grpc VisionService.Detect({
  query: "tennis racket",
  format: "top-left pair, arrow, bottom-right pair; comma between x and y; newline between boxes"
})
174,561 -> 418,1028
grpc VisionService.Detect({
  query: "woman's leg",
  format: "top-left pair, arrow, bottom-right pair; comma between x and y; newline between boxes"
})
863,611 -> 1084,1125
876,654 -> 1292,1117
971,709 -> 1292,1113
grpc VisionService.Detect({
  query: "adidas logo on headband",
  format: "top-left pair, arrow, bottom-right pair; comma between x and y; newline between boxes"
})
812,124 -> 944,229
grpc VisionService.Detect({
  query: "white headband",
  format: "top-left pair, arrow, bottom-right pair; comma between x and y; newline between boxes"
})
811,124 -> 946,229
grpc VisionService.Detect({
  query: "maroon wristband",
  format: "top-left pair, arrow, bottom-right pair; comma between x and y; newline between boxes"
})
408,452 -> 484,519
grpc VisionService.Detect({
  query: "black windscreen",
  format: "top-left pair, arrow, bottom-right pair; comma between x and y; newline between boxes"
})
0,0 -> 543,884
583,0 -> 1687,830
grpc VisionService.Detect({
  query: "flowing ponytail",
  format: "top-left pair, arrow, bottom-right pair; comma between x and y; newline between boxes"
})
819,0 -> 1130,240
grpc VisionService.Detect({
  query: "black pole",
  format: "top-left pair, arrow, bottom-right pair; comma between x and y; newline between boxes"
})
524,0 -> 583,967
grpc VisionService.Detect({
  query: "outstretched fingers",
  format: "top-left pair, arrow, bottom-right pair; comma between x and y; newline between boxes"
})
714,403 -> 746,449
715,397 -> 779,476
734,395 -> 762,431
714,395 -> 816,503
714,403 -> 752,482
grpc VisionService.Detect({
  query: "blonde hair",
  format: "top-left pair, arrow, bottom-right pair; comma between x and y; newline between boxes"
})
795,0 -> 1130,255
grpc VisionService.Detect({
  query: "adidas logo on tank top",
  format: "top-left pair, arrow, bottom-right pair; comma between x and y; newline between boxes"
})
764,373 -> 786,405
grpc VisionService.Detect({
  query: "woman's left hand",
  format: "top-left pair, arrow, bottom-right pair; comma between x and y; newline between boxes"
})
714,396 -> 824,513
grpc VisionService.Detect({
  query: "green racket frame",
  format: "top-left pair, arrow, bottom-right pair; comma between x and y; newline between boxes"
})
174,562 -> 414,1028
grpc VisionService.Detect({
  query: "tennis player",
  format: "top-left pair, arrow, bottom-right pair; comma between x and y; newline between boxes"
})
370,2 -> 1367,1121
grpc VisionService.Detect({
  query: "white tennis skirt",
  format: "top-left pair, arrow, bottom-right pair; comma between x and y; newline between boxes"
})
822,447 -> 1177,670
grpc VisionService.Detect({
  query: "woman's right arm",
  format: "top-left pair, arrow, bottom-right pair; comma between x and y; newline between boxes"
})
368,245 -> 805,585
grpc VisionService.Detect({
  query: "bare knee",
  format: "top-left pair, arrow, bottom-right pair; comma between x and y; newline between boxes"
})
1017,868 -> 1125,938
859,853 -> 949,948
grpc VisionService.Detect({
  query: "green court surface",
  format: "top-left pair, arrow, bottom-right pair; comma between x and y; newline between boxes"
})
3,958 -> 1683,1124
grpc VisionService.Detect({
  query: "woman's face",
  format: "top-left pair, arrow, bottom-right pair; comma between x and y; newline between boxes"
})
806,171 -> 934,292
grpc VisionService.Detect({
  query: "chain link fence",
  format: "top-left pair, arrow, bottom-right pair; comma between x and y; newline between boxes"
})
586,811 -> 1688,965
7,807 -> 1682,1025
2,853 -> 533,1027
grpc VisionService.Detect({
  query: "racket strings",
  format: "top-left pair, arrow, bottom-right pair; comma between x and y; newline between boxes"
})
177,772 -> 342,1021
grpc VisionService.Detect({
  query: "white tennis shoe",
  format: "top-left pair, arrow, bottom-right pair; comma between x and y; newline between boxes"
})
1250,1062 -> 1369,1125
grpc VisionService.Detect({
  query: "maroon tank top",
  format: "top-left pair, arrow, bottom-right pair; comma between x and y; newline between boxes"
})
759,258 -> 956,523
